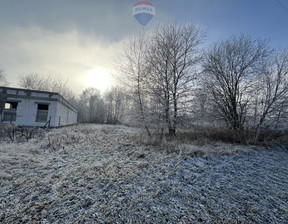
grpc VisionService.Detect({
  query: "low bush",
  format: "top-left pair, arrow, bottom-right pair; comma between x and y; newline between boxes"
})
139,126 -> 288,147
0,125 -> 47,142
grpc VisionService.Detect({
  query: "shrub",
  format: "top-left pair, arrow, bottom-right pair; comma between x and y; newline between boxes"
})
0,125 -> 47,142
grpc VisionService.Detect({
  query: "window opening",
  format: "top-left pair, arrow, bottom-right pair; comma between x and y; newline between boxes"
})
5,102 -> 18,109
3,102 -> 18,122
36,103 -> 49,122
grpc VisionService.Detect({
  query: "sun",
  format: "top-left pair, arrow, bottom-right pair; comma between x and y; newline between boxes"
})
84,68 -> 112,92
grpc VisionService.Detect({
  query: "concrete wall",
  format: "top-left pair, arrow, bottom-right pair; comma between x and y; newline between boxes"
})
14,97 -> 58,127
0,87 -> 77,127
55,101 -> 78,127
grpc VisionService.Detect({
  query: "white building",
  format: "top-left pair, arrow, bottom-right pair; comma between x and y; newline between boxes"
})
0,86 -> 77,127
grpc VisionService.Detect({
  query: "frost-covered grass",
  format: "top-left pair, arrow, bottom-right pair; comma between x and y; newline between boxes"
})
0,124 -> 287,223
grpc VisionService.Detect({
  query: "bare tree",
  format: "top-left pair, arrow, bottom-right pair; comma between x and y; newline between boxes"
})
113,31 -> 152,136
104,86 -> 129,124
202,34 -> 271,130
147,22 -> 206,135
18,73 -> 74,101
251,49 -> 288,139
114,22 -> 205,137
78,88 -> 105,123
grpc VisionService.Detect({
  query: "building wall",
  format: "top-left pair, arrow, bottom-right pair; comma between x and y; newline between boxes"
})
15,97 -> 58,127
55,101 -> 78,127
0,87 -> 77,127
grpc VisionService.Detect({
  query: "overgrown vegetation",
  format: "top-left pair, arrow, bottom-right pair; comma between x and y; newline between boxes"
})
0,124 -> 46,142
1,123 -> 287,147
113,24 -> 288,142
1,22 -> 286,142
0,124 -> 287,223
136,126 -> 288,147
0,18 -> 287,224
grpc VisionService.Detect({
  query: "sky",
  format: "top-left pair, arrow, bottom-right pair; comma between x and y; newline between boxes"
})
0,0 -> 287,94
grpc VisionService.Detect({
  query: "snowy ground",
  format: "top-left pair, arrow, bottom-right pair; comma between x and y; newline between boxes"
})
0,124 -> 287,223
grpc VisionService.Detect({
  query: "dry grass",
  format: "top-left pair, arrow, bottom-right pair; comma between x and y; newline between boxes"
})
0,124 -> 287,223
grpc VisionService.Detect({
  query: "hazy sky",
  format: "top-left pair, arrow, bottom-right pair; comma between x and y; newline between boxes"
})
0,0 -> 287,93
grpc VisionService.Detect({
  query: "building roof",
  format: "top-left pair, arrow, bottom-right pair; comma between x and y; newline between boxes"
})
0,86 -> 77,113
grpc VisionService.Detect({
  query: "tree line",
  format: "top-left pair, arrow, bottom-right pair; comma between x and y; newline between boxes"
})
1,22 -> 288,143
115,22 -> 288,142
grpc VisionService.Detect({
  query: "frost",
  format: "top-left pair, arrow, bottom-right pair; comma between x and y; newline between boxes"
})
0,124 -> 287,223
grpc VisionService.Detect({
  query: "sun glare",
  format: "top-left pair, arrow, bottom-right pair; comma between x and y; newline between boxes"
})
84,68 -> 112,92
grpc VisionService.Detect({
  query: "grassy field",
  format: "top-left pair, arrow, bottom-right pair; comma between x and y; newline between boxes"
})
0,124 -> 287,223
